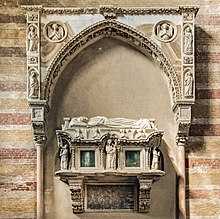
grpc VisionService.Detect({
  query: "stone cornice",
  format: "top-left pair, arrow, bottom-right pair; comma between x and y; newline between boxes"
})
21,5 -> 199,16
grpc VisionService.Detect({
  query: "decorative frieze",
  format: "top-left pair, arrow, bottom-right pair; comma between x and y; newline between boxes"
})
23,5 -> 199,16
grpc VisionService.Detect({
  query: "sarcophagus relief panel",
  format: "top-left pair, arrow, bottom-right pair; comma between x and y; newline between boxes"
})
55,116 -> 165,214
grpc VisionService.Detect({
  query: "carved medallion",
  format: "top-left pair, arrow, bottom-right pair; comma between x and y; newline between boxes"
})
154,20 -> 177,42
44,21 -> 67,42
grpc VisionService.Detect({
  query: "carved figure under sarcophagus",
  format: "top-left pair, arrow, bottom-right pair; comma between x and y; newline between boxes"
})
55,116 -> 165,213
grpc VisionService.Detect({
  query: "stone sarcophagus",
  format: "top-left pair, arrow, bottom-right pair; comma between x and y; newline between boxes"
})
55,116 -> 165,213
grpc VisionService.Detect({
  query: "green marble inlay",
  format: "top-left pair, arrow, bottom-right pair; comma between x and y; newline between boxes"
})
80,151 -> 95,167
125,151 -> 140,167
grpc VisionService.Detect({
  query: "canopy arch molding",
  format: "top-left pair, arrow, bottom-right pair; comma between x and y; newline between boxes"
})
42,19 -> 181,106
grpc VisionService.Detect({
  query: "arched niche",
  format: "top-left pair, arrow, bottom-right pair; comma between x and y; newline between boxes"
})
42,20 -> 181,106
23,5 -> 199,219
43,37 -> 177,219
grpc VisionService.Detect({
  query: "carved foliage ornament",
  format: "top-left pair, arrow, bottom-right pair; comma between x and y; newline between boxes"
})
22,5 -> 199,16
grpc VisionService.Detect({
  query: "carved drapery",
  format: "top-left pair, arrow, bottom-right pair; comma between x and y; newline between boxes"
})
22,5 -> 199,219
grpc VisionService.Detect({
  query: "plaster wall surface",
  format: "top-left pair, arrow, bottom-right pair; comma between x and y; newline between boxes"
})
46,38 -> 176,219
0,1 -> 219,219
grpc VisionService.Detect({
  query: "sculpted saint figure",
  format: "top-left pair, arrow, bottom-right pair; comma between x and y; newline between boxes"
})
60,144 -> 69,170
29,71 -> 39,98
105,138 -> 117,170
183,26 -> 193,55
184,71 -> 193,97
28,26 -> 38,52
48,23 -> 64,41
151,147 -> 160,170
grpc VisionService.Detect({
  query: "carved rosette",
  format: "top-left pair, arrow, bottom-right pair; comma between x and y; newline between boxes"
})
182,11 -> 195,100
26,8 -> 41,100
138,178 -> 153,213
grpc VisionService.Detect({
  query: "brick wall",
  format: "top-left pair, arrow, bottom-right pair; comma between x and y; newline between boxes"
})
0,1 -> 219,218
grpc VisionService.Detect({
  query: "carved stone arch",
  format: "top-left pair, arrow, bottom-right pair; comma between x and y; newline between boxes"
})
42,19 -> 181,105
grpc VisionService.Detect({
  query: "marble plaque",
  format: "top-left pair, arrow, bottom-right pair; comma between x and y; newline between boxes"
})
125,151 -> 140,167
80,151 -> 95,167
87,185 -> 135,210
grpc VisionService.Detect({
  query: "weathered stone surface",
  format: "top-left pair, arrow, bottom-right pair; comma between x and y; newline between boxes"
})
188,170 -> 220,186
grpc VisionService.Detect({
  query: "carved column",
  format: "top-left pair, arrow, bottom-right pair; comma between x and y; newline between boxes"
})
34,136 -> 46,219
174,102 -> 191,219
176,136 -> 188,219
29,100 -> 47,219
138,178 -> 153,213
145,147 -> 150,171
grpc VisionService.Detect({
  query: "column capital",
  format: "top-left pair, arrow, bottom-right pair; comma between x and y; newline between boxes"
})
34,135 -> 46,145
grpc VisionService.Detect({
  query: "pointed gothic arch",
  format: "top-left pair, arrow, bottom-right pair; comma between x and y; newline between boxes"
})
42,19 -> 181,105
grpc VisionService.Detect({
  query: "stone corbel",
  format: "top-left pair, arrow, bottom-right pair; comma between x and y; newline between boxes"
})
138,178 -> 153,213
29,100 -> 48,140
173,101 -> 193,140
68,177 -> 85,213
